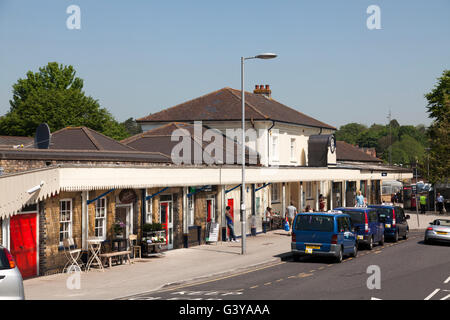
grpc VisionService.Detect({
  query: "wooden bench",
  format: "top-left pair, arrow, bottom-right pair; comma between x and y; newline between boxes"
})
99,251 -> 132,268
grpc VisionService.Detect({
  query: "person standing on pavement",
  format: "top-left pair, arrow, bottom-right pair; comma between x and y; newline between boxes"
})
356,191 -> 365,207
319,194 -> 325,211
436,193 -> 445,215
263,207 -> 272,233
225,206 -> 239,242
286,202 -> 297,232
420,193 -> 427,214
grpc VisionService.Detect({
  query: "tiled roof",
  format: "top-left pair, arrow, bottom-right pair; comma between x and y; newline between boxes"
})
0,136 -> 34,148
122,122 -> 260,165
137,87 -> 336,130
48,127 -> 136,152
336,141 -> 382,163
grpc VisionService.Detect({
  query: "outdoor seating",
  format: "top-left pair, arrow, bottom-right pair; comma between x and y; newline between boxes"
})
100,250 -> 132,268
62,238 -> 83,273
129,234 -> 141,260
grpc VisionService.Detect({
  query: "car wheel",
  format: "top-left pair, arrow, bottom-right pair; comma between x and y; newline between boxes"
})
292,253 -> 301,262
393,230 -> 399,242
403,229 -> 408,240
335,247 -> 343,263
367,236 -> 373,250
351,244 -> 358,257
424,237 -> 429,244
379,234 -> 385,246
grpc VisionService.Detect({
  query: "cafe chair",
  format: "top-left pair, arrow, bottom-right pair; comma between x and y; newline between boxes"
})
63,237 -> 84,273
129,234 -> 141,261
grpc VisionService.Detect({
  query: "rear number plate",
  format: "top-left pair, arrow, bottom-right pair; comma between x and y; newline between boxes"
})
357,235 -> 364,240
437,232 -> 448,235
305,245 -> 320,253
385,224 -> 391,228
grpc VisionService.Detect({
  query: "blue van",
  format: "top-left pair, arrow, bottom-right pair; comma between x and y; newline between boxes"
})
335,207 -> 385,250
368,205 -> 410,242
291,212 -> 357,263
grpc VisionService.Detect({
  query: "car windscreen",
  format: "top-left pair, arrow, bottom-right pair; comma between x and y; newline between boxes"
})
340,211 -> 364,224
295,215 -> 334,232
374,208 -> 393,221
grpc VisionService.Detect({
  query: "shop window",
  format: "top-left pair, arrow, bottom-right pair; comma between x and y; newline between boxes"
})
188,195 -> 195,226
271,183 -> 280,203
95,197 -> 107,239
59,199 -> 72,244
146,197 -> 153,224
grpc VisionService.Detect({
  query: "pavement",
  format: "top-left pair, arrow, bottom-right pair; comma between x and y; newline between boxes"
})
23,211 -> 448,300
24,230 -> 292,300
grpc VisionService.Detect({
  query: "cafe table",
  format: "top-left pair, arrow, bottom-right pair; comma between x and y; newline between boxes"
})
86,238 -> 104,272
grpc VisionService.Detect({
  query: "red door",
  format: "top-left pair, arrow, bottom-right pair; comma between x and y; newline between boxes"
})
207,200 -> 212,223
160,203 -> 168,245
227,199 -> 234,236
10,213 -> 37,279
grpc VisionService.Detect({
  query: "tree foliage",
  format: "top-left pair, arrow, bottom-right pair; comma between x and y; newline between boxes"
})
121,117 -> 142,136
425,70 -> 450,183
0,62 -> 129,140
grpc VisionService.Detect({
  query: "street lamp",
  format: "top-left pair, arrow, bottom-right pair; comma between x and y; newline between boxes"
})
240,53 -> 277,255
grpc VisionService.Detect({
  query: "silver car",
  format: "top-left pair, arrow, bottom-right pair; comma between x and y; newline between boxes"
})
0,246 -> 25,300
424,219 -> 450,245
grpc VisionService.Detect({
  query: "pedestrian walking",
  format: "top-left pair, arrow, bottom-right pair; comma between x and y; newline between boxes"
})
436,193 -> 445,215
225,206 -> 239,242
263,207 -> 272,233
420,193 -> 427,214
286,202 -> 297,233
356,191 -> 365,207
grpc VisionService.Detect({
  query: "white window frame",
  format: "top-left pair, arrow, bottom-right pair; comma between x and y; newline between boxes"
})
188,195 -> 195,226
271,134 -> 279,162
290,138 -> 296,162
271,183 -> 280,203
306,182 -> 313,199
59,199 -> 73,245
94,197 -> 107,239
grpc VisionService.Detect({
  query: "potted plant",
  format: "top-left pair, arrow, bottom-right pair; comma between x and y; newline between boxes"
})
113,221 -> 125,238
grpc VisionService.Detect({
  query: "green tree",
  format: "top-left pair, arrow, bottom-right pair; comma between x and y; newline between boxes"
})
0,62 -> 128,140
335,123 -> 367,145
425,70 -> 450,183
121,118 -> 142,136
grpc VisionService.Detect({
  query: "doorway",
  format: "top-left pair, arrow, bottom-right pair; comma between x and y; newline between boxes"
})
160,195 -> 173,250
115,204 -> 133,240
9,212 -> 38,279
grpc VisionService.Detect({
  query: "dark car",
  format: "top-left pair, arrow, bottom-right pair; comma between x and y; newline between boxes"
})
291,212 -> 358,263
368,205 -> 410,242
335,207 -> 385,250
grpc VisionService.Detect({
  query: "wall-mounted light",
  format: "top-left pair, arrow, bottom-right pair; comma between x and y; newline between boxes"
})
27,181 -> 45,194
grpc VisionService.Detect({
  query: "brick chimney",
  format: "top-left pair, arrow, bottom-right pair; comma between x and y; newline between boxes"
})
253,84 -> 271,98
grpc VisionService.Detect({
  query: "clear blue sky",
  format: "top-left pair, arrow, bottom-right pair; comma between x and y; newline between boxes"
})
1,0 -> 449,128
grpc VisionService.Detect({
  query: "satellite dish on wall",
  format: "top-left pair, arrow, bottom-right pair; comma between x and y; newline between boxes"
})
35,123 -> 51,149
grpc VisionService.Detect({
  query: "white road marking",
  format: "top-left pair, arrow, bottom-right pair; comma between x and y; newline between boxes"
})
444,276 -> 450,284
424,289 -> 440,300
371,297 -> 382,300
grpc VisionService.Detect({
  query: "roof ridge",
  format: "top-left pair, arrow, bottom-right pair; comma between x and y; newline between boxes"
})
82,127 -> 104,151
136,88 -> 229,122
81,127 -> 136,151
227,88 -> 269,120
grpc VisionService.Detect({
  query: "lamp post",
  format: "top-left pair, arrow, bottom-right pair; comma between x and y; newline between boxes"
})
240,53 -> 277,255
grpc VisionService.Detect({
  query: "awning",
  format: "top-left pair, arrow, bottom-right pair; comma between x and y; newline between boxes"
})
0,165 -> 412,219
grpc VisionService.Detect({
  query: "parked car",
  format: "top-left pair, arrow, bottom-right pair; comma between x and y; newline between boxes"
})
335,207 -> 384,249
291,212 -> 357,263
0,246 -> 25,300
424,219 -> 450,245
368,205 -> 410,242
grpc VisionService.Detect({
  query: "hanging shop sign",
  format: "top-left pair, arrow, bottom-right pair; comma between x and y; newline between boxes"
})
119,189 -> 137,204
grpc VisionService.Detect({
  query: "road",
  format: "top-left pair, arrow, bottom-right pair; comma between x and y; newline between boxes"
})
121,231 -> 450,300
